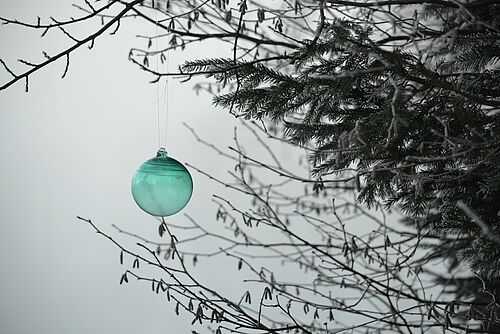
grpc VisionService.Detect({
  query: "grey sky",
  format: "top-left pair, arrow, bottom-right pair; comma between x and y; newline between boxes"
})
0,1 -> 256,333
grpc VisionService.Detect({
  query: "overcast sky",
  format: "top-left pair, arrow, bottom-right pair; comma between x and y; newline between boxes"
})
0,1 -> 269,333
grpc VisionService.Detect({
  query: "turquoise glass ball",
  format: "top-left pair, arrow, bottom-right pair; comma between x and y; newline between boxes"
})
131,148 -> 193,217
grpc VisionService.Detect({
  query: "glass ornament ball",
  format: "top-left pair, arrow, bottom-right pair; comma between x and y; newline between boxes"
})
131,148 -> 193,217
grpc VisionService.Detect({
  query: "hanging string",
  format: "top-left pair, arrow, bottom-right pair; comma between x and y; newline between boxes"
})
154,2 -> 161,149
164,43 -> 169,147
153,0 -> 169,149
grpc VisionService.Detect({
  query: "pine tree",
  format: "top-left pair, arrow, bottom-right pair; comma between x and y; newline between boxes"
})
182,3 -> 500,278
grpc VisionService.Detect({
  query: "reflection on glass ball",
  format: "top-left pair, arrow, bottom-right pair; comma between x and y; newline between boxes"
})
131,148 -> 193,217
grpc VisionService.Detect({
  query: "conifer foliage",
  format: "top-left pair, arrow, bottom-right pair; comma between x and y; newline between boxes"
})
182,2 -> 500,278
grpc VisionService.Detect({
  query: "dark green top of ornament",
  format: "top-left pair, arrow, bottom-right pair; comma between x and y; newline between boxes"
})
139,148 -> 188,174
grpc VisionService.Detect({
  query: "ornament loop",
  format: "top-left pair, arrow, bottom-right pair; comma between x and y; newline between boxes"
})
156,147 -> 168,157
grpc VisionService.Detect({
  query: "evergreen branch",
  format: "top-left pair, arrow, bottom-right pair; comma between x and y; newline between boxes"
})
457,201 -> 500,245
